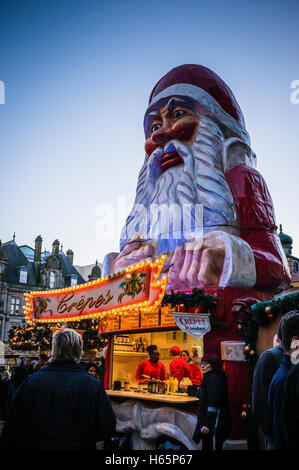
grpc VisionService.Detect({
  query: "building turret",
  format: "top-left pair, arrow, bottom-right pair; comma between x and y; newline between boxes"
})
88,260 -> 102,281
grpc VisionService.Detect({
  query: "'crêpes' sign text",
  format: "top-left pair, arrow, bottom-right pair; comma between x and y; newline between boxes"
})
172,312 -> 211,338
24,256 -> 167,323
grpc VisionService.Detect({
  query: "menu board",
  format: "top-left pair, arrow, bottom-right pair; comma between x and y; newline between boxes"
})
160,307 -> 176,327
141,310 -> 159,329
103,313 -> 120,332
120,311 -> 140,330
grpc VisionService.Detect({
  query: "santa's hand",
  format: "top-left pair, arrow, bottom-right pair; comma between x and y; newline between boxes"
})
168,243 -> 225,290
112,242 -> 156,272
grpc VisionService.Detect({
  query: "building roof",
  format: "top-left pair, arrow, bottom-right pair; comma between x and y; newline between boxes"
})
75,263 -> 103,282
3,240 -> 36,286
58,251 -> 85,286
2,239 -> 85,288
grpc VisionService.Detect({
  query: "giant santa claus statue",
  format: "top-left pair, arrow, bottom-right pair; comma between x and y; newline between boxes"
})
103,64 -> 290,295
103,64 -> 291,440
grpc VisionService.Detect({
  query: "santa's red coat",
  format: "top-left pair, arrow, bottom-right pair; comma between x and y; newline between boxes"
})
225,165 -> 291,294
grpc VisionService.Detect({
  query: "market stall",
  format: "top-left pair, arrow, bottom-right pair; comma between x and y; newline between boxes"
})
95,300 -> 208,450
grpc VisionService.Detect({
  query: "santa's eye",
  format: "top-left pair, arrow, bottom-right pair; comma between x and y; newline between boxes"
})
151,123 -> 161,133
173,109 -> 186,119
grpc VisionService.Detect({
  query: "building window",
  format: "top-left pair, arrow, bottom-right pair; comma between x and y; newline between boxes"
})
19,267 -> 28,284
49,271 -> 55,289
70,275 -> 78,287
10,298 -> 21,315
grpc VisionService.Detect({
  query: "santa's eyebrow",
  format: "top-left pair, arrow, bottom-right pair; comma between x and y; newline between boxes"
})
166,97 -> 195,112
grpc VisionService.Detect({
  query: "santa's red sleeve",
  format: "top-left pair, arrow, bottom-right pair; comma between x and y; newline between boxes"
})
225,165 -> 291,294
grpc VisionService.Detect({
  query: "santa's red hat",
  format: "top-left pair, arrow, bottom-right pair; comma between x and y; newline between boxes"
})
145,64 -> 249,143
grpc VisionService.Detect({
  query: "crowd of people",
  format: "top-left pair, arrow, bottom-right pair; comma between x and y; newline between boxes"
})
0,350 -> 105,423
0,328 -> 114,450
252,310 -> 299,450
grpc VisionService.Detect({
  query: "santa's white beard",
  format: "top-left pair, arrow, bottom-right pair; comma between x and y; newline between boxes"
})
120,116 -> 239,255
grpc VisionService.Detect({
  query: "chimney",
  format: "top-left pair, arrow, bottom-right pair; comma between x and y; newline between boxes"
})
34,235 -> 42,263
52,239 -> 60,256
66,249 -> 74,265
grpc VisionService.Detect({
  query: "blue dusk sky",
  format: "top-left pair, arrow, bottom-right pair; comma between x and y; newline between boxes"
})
0,0 -> 298,266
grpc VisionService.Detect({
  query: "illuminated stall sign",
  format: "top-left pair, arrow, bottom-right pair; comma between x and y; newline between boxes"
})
24,256 -> 167,324
172,312 -> 211,338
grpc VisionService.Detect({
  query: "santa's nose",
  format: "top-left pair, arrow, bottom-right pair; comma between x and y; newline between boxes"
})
151,121 -> 173,145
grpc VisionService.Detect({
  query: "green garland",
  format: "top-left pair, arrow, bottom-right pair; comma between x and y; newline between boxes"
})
8,318 -> 106,352
162,288 -> 217,310
161,288 -> 225,327
242,292 -> 299,449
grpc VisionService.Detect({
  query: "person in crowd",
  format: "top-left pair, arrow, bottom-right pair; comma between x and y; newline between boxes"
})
181,350 -> 202,386
35,353 -> 48,371
6,356 -> 34,415
0,371 -> 10,421
193,354 -> 231,450
10,357 -> 34,391
283,361 -> 299,449
268,310 -> 299,449
0,328 -> 116,450
85,362 -> 98,379
252,318 -> 284,449
136,345 -> 167,383
169,346 -> 191,382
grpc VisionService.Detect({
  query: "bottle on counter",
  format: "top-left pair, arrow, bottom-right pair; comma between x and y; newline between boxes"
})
148,372 -> 154,393
169,377 -> 179,394
140,337 -> 145,352
136,337 -> 142,352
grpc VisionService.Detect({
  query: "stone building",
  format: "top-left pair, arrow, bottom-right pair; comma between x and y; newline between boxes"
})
277,225 -> 299,295
0,235 -> 101,343
278,225 -> 299,275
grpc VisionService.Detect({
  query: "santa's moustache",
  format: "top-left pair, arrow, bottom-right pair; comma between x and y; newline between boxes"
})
120,116 -> 238,253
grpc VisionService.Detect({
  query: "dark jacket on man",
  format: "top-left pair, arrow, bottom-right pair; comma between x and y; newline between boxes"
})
282,362 -> 299,450
267,354 -> 294,449
0,360 -> 116,450
252,343 -> 284,435
193,370 -> 231,448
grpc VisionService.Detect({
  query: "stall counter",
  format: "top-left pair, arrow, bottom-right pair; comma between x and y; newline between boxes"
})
106,389 -> 199,404
106,389 -> 200,450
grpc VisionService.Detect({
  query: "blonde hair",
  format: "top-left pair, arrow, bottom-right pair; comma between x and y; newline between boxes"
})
50,328 -> 82,363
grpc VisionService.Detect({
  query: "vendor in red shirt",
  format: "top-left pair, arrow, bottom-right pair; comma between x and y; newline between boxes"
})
181,350 -> 202,386
136,345 -> 167,383
169,346 -> 191,382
